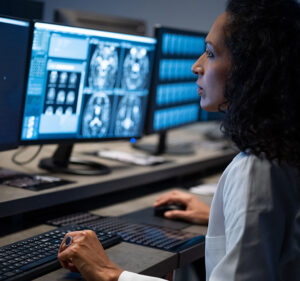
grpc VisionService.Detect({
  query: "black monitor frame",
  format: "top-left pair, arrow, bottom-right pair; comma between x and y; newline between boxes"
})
19,21 -> 156,174
0,15 -> 32,152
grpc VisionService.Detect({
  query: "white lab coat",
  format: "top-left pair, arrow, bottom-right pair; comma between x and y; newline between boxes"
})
119,153 -> 300,281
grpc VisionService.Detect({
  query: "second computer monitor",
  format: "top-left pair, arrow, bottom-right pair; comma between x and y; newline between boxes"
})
21,22 -> 156,143
145,26 -> 206,135
0,16 -> 31,152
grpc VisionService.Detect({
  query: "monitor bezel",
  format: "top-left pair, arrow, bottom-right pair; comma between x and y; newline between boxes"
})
144,25 -> 207,135
0,14 -> 32,151
20,20 -> 156,145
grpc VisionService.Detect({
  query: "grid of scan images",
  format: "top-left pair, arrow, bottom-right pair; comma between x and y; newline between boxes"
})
22,23 -> 155,141
82,40 -> 153,138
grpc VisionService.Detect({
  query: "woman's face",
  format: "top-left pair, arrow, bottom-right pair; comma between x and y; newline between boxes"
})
192,12 -> 231,112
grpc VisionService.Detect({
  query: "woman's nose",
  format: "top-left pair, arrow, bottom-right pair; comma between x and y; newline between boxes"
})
192,56 -> 204,76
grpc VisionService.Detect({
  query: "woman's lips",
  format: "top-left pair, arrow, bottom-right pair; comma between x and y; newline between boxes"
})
197,86 -> 204,96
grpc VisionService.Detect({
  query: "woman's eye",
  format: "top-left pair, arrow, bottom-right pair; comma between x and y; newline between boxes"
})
205,49 -> 214,58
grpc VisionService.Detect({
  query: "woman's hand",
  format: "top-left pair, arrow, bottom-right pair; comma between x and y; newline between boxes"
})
58,230 -> 123,281
154,190 -> 210,224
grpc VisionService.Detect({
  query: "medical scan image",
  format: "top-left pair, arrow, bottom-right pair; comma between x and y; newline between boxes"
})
56,90 -> 66,104
66,91 -> 75,104
121,47 -> 149,90
49,71 -> 58,84
56,106 -> 63,115
115,95 -> 142,136
45,106 -> 54,115
82,92 -> 111,137
47,88 -> 55,101
69,72 -> 78,86
88,44 -> 119,90
59,72 -> 68,85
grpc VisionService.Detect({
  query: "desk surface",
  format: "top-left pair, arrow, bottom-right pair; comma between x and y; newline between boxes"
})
0,123 -> 232,279
0,174 -> 219,280
0,124 -> 236,218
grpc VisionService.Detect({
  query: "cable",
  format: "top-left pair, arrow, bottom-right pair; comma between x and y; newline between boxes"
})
12,145 -> 43,166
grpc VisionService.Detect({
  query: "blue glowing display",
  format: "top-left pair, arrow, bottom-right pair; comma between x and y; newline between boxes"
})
146,27 -> 207,134
21,22 -> 156,143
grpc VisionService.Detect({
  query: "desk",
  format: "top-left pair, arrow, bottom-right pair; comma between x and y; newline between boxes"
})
0,124 -> 234,280
0,124 -> 236,218
0,170 -> 220,280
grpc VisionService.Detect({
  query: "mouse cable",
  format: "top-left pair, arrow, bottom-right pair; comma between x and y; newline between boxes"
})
11,145 -> 43,166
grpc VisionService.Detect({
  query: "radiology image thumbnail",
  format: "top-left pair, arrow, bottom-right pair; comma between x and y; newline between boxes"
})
88,43 -> 119,90
81,92 -> 111,138
121,47 -> 150,90
114,94 -> 142,136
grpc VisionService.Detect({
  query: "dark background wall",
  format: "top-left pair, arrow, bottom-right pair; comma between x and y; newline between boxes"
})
38,0 -> 226,35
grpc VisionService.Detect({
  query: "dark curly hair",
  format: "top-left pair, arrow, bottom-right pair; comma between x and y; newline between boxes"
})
221,0 -> 300,171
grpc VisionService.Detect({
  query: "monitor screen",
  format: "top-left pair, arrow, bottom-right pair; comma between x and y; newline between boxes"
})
145,26 -> 206,134
200,110 -> 224,122
0,17 -> 31,152
21,22 -> 156,144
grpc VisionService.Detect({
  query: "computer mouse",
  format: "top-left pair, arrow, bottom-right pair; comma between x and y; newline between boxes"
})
154,203 -> 186,217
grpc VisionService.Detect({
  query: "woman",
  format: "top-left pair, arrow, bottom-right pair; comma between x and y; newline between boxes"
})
58,0 -> 300,280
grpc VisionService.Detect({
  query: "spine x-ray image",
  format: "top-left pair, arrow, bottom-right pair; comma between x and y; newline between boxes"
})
82,92 -> 111,137
88,43 -> 119,90
121,47 -> 149,90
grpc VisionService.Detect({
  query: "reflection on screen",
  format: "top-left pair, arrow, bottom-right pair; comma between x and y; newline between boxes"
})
146,27 -> 206,134
0,17 -> 30,151
21,23 -> 156,142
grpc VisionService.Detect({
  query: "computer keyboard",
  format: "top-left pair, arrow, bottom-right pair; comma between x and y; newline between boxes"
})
81,217 -> 204,252
46,212 -> 205,253
47,212 -> 103,226
0,225 -> 121,281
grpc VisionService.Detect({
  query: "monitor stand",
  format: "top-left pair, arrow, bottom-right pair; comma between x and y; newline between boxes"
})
132,131 -> 195,155
39,144 -> 110,175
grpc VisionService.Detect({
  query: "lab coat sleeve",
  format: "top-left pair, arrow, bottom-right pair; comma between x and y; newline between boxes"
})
118,271 -> 167,281
209,156 -> 285,281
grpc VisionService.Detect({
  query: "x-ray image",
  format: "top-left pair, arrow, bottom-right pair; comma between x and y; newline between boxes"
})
65,106 -> 73,115
49,71 -> 58,84
59,72 -> 68,84
69,73 -> 78,86
56,90 -> 66,104
56,106 -> 63,115
66,91 -> 75,104
88,44 -> 119,90
121,47 -> 149,90
115,95 -> 142,136
45,106 -> 54,115
82,92 -> 111,137
47,88 -> 55,101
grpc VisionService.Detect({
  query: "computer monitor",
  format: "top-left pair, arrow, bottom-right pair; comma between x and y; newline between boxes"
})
20,22 -> 156,174
134,26 -> 207,155
0,16 -> 31,152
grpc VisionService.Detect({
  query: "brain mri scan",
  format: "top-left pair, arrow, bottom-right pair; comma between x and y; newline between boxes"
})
121,47 -> 149,90
88,44 -> 118,90
115,95 -> 142,136
82,92 -> 111,137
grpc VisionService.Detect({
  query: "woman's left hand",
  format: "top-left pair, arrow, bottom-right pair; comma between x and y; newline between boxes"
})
58,230 -> 123,281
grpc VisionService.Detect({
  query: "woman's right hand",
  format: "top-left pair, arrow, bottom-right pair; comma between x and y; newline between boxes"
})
154,190 -> 210,224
